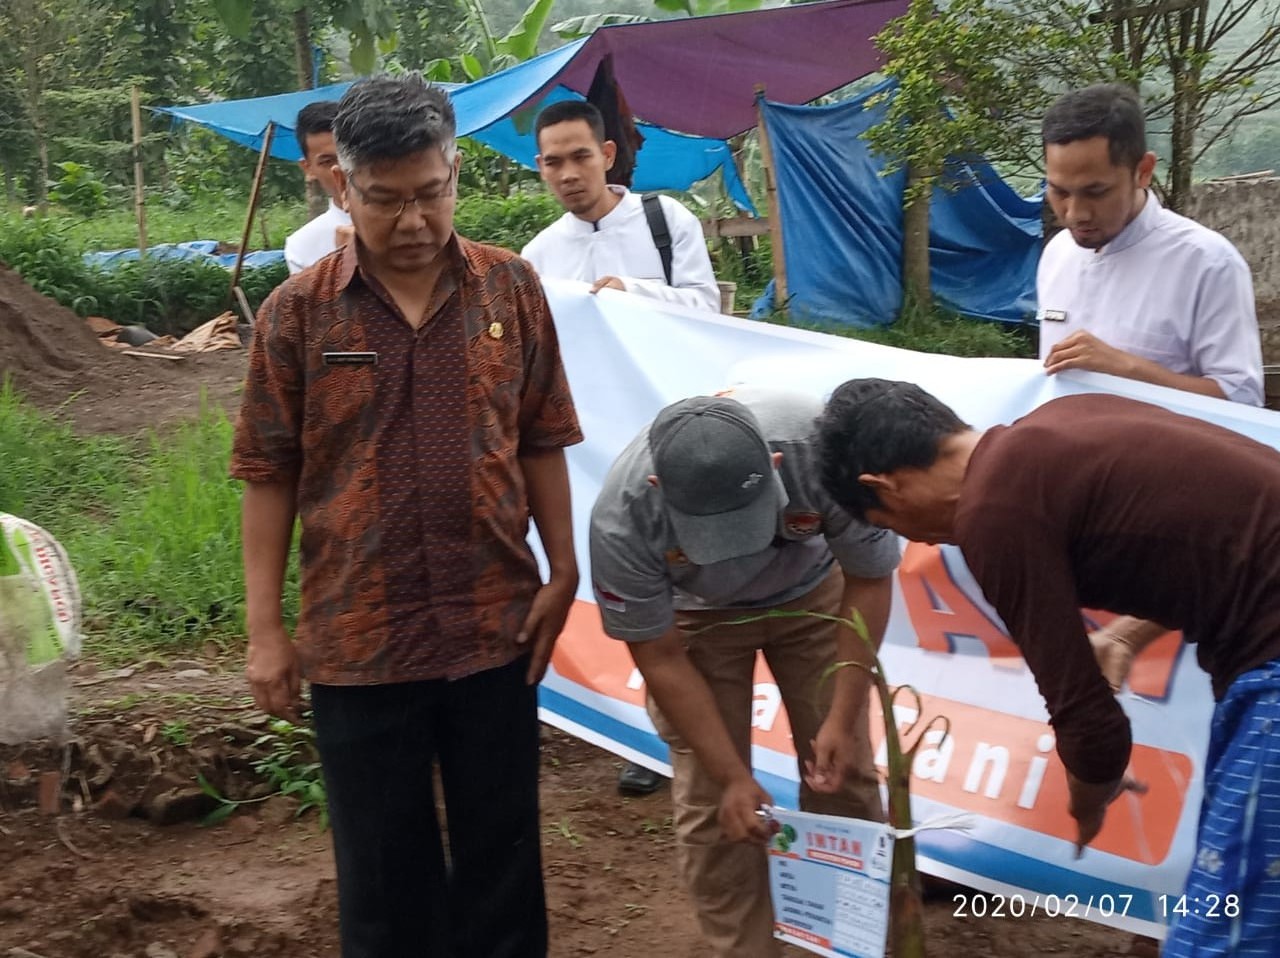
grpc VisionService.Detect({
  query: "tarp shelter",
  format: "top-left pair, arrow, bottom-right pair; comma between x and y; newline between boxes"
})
156,79 -> 756,212
755,82 -> 1042,326
156,0 -> 909,208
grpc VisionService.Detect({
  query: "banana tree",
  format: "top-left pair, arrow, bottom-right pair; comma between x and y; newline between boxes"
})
424,0 -> 558,81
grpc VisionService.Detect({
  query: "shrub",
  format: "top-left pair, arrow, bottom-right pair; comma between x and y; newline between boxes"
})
0,220 -> 98,313
454,192 -> 562,252
0,213 -> 289,336
47,162 -> 110,217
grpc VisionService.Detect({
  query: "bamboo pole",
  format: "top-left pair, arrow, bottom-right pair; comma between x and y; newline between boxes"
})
754,86 -> 788,308
130,86 -> 148,259
229,122 -> 276,296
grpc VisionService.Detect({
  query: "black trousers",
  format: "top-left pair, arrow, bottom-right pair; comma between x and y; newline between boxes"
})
311,656 -> 546,958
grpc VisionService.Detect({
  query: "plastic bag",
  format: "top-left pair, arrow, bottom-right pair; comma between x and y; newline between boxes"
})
0,513 -> 82,744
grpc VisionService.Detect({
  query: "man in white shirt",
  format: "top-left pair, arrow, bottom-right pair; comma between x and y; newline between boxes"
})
1037,83 -> 1266,713
521,100 -> 720,314
1037,83 -> 1263,406
283,101 -> 353,275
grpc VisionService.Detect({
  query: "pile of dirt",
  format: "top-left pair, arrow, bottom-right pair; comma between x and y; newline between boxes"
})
0,265 -> 248,433
0,264 -> 117,381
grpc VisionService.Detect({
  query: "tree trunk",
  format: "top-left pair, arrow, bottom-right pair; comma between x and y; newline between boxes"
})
293,7 -> 327,220
2,164 -> 15,206
20,22 -> 48,207
1165,1 -> 1206,212
901,164 -> 932,320
293,7 -> 315,90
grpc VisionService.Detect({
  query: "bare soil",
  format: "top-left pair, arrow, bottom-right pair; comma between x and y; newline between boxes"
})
0,265 -> 245,433
0,268 -> 1152,957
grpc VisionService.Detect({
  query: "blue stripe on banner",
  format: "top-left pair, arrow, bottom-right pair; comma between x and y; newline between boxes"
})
539,686 -> 669,764
539,686 -> 1166,926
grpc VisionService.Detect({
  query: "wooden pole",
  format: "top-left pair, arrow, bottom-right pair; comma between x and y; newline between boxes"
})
754,86 -> 788,308
230,121 -> 276,296
130,86 -> 148,259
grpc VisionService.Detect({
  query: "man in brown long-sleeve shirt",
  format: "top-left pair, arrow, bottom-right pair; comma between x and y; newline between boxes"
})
231,75 -> 582,957
816,381 -> 1280,957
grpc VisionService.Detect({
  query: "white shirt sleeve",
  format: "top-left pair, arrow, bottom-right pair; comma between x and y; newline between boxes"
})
621,198 -> 721,314
284,232 -> 305,275
1190,250 -> 1265,406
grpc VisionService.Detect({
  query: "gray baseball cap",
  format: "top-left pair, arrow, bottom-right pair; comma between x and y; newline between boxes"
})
648,396 -> 787,565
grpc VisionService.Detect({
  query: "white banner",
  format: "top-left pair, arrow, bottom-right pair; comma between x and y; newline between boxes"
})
534,280 -> 1280,939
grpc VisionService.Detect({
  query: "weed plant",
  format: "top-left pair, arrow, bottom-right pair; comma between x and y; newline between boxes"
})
0,381 -> 133,531
0,383 -> 298,663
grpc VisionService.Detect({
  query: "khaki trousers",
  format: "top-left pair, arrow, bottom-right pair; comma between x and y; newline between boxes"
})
647,567 -> 883,958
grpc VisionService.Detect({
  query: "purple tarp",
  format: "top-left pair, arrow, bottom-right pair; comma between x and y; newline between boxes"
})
534,0 -> 908,139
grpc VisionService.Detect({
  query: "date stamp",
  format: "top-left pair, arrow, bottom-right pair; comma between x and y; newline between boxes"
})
952,892 -> 1135,919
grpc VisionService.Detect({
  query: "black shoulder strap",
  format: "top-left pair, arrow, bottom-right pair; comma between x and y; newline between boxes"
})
641,193 -> 674,286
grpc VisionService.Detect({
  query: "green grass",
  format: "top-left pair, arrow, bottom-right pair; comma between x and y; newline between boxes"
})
17,196 -> 311,253
763,298 -> 1036,359
0,381 -> 298,664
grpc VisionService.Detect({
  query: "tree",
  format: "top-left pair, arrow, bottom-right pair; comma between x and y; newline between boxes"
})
1079,0 -> 1280,210
864,0 -> 1095,312
211,0 -> 400,75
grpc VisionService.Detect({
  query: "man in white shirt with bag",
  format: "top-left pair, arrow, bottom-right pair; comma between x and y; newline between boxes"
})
521,100 -> 720,315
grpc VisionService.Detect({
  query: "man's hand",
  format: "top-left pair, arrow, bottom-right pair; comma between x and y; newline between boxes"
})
1089,617 -> 1170,692
246,623 -> 301,722
804,715 -> 857,793
720,775 -> 777,844
589,276 -> 627,294
517,576 -> 578,685
1067,770 -> 1148,855
1044,331 -> 1136,378
1089,629 -> 1138,692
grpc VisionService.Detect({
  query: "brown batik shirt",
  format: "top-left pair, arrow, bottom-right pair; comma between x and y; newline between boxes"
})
230,236 -> 583,685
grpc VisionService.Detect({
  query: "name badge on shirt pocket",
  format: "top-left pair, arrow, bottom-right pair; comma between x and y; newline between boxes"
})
1037,308 -> 1068,323
322,351 -> 378,367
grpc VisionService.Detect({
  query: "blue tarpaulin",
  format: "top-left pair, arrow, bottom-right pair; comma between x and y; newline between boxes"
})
83,241 -> 284,271
155,52 -> 755,212
756,82 -> 1042,326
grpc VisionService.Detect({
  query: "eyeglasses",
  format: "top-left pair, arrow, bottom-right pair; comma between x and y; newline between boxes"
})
347,169 -> 456,219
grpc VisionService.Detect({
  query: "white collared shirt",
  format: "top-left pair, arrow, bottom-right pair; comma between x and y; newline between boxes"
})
1037,193 -> 1263,405
284,200 -> 353,275
521,186 -> 720,313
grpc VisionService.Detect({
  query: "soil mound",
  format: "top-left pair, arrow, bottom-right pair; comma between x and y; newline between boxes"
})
0,263 -> 118,381
0,265 -> 248,433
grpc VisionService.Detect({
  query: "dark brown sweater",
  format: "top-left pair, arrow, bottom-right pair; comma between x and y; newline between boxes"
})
955,394 -> 1280,784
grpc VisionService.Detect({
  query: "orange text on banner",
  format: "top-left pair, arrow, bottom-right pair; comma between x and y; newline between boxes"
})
900,543 -> 1184,699
553,599 -> 1193,864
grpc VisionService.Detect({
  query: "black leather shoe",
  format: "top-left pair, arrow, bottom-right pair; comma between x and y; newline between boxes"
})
617,761 -> 666,796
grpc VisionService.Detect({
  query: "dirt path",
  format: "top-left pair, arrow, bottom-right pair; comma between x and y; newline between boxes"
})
0,661 -> 1150,958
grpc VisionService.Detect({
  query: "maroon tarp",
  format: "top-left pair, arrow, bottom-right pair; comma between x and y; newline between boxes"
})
545,0 -> 908,139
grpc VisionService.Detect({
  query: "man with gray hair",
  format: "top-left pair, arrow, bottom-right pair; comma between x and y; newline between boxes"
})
588,387 -> 898,958
231,75 -> 583,957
